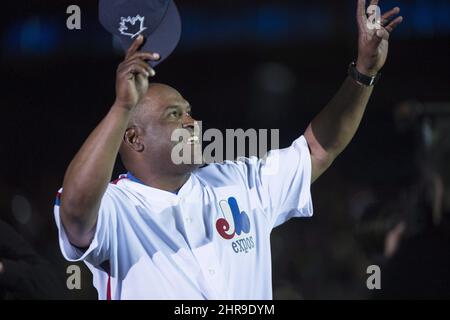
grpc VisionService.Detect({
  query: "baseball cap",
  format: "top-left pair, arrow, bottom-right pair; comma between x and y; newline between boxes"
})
99,0 -> 182,67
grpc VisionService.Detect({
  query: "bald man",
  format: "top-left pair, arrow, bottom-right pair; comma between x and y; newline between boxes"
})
55,1 -> 403,299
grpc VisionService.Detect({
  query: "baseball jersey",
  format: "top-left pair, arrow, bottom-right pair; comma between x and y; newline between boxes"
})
54,135 -> 313,300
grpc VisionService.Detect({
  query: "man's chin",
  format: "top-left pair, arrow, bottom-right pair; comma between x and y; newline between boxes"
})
175,162 -> 203,176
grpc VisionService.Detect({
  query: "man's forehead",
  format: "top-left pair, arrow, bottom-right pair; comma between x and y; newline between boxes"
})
143,83 -> 188,111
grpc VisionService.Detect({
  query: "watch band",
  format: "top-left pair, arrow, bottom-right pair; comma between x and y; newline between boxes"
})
348,62 -> 381,86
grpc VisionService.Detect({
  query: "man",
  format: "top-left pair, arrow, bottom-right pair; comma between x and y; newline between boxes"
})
54,1 -> 403,299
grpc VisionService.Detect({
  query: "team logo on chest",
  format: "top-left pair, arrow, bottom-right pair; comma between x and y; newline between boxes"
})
215,197 -> 255,253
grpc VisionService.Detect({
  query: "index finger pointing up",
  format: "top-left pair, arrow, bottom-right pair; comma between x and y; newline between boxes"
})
125,35 -> 144,59
357,0 -> 367,27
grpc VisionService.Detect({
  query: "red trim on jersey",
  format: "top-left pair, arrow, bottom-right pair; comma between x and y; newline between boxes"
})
111,176 -> 127,185
107,274 -> 111,300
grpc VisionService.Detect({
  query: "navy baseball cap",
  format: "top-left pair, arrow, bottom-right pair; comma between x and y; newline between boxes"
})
99,0 -> 181,67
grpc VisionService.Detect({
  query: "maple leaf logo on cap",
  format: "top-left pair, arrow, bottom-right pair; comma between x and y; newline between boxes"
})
118,15 -> 148,38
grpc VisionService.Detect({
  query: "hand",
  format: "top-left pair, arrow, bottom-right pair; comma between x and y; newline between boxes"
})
0,260 -> 4,274
356,0 -> 403,76
115,35 -> 160,110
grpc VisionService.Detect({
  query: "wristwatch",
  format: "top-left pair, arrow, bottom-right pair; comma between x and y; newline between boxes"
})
348,61 -> 381,86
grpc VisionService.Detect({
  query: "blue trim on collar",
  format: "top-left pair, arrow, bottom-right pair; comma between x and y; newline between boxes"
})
126,171 -> 145,185
126,172 -> 179,195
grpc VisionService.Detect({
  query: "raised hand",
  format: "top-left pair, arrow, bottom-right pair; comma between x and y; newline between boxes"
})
356,0 -> 403,76
115,35 -> 160,110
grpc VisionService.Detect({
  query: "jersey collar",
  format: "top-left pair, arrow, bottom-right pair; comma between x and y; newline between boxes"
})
126,171 -> 180,195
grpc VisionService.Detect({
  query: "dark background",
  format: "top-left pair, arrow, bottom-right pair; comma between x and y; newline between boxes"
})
1,0 -> 449,299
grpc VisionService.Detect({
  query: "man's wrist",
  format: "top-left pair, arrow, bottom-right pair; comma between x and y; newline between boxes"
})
348,61 -> 381,86
355,61 -> 379,77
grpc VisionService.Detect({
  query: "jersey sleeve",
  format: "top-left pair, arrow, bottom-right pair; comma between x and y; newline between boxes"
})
246,135 -> 314,229
53,185 -> 122,267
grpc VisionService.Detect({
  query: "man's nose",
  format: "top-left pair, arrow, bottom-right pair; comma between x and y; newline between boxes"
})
182,112 -> 196,128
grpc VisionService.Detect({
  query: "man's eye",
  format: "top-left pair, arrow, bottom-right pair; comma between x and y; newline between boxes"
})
169,111 -> 179,118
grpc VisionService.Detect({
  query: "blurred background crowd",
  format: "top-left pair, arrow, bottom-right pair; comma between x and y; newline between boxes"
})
0,0 -> 449,299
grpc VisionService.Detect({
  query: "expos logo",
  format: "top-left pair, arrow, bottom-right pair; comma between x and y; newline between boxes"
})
215,197 -> 250,239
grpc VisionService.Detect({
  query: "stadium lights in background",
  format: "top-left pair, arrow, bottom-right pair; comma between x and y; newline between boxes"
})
2,1 -> 450,57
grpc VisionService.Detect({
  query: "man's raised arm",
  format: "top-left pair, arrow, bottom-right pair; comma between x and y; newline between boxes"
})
304,0 -> 403,182
60,35 -> 159,248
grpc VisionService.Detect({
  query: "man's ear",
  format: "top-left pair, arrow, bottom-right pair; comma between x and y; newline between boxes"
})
124,126 -> 144,152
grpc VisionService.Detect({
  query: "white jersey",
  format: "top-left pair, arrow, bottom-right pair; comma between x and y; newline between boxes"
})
54,136 -> 313,300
